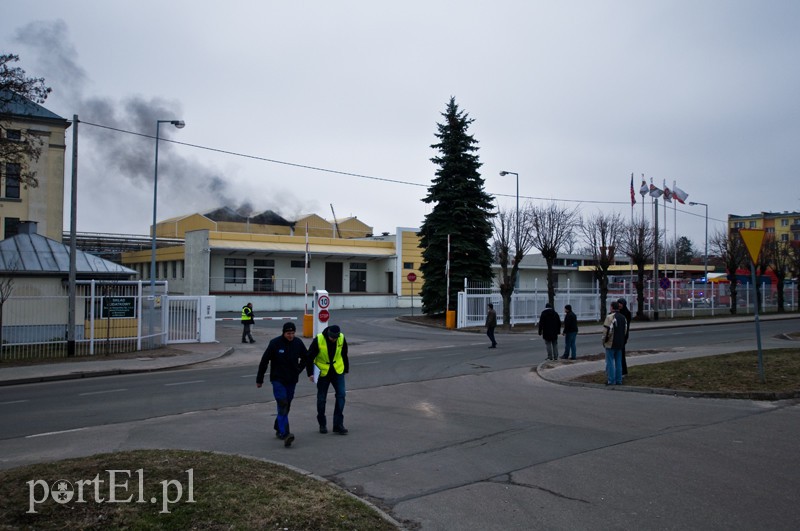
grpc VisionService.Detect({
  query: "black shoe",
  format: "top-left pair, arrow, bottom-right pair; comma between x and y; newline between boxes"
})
488,345 -> 496,349
560,355 -> 568,359
242,341 -> 248,344
332,426 -> 348,435
284,433 -> 295,447
250,340 -> 256,344
319,426 -> 328,434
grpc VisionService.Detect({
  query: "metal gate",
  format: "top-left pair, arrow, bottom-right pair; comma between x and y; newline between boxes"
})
165,296 -> 201,344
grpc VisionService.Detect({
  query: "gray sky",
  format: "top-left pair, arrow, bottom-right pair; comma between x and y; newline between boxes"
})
3,1 -> 799,251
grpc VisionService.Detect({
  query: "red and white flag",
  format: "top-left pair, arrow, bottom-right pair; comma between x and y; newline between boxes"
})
663,181 -> 673,202
630,173 -> 636,206
672,185 -> 689,204
639,177 -> 649,196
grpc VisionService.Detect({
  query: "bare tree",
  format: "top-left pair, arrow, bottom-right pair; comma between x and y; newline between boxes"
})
530,203 -> 579,307
0,273 -> 16,357
581,211 -> 623,320
766,238 -> 792,313
710,228 -> 745,314
492,205 -> 536,328
619,216 -> 655,320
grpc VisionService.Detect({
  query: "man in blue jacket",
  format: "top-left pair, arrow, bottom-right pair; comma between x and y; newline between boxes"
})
257,321 -> 307,447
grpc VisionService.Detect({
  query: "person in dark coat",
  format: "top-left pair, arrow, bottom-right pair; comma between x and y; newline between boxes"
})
602,301 -> 627,385
560,304 -> 578,360
256,321 -> 308,447
617,298 -> 632,376
485,303 -> 498,348
538,303 -> 562,360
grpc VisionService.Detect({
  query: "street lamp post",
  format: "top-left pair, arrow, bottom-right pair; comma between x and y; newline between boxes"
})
689,201 -> 709,284
150,119 -> 184,344
499,171 -> 519,241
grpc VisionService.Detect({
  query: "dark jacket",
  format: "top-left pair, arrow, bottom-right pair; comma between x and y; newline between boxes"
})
603,312 -> 627,350
538,307 -> 561,341
256,334 -> 308,385
563,311 -> 578,334
485,308 -> 497,328
618,305 -> 632,342
306,326 -> 349,377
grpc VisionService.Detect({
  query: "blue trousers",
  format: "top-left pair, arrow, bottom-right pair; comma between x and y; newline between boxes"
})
271,381 -> 296,436
317,371 -> 346,429
563,332 -> 577,359
605,348 -> 623,385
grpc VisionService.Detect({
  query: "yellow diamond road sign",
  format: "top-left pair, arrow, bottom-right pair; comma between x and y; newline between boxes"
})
739,228 -> 765,264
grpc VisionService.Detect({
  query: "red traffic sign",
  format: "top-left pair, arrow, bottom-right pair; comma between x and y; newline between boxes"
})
659,277 -> 671,290
318,295 -> 330,309
407,273 -> 417,282
318,309 -> 330,322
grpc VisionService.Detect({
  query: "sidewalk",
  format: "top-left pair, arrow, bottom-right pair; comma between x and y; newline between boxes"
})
0,313 -> 797,387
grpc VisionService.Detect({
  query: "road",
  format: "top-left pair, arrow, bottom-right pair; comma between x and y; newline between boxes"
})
1,313 -> 798,530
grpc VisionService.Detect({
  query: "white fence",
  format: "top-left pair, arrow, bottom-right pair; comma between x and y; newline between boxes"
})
457,278 -> 798,328
0,281 -> 209,361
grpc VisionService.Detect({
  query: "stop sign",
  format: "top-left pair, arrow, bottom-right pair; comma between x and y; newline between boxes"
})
407,272 -> 417,282
318,309 -> 330,322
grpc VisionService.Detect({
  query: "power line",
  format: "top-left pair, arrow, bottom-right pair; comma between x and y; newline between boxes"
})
76,119 -> 721,221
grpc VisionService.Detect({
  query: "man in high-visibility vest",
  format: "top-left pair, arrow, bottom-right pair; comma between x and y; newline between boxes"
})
306,325 -> 349,434
241,302 -> 255,344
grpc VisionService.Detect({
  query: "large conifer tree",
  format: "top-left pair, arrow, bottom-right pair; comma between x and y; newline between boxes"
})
419,97 -> 495,315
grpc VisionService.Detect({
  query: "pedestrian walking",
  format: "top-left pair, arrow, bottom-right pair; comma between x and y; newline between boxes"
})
241,302 -> 255,344
307,325 -> 349,435
560,304 -> 578,359
602,301 -> 627,385
538,303 -> 562,360
256,321 -> 308,447
485,303 -> 498,348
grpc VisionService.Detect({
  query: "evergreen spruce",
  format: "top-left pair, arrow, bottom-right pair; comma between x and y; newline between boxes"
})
419,97 -> 495,314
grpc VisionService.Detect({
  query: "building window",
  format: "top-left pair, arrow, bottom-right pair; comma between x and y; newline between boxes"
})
350,262 -> 367,292
3,217 -> 20,239
6,129 -> 21,141
781,234 -> 789,241
254,259 -> 275,292
403,262 -> 414,269
733,222 -> 744,229
749,221 -> 757,228
224,258 -> 247,284
4,163 -> 21,199
766,227 -> 775,234
781,219 -> 789,227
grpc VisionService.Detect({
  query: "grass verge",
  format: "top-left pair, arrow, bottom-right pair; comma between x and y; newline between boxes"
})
572,347 -> 800,395
0,449 -> 398,530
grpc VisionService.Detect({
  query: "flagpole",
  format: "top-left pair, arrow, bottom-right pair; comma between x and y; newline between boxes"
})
673,179 -> 678,280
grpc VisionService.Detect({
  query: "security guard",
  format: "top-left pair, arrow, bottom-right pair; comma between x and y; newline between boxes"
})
241,302 -> 255,343
306,325 -> 349,434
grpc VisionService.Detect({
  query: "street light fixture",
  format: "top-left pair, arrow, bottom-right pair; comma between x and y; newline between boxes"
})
150,119 -> 184,345
689,201 -> 709,284
499,171 -> 519,242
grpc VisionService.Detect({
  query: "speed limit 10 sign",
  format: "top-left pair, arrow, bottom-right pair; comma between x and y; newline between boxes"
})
318,295 -> 330,309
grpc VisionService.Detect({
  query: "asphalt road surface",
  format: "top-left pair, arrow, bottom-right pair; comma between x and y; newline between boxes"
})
1,312 -> 798,530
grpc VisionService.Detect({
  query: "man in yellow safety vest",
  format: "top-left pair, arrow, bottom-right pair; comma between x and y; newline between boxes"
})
306,325 -> 349,434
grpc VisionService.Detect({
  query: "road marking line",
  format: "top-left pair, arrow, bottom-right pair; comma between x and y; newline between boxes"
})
0,399 -> 30,405
78,388 -> 127,396
401,356 -> 425,361
27,427 -> 87,439
353,361 -> 380,365
164,380 -> 205,386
